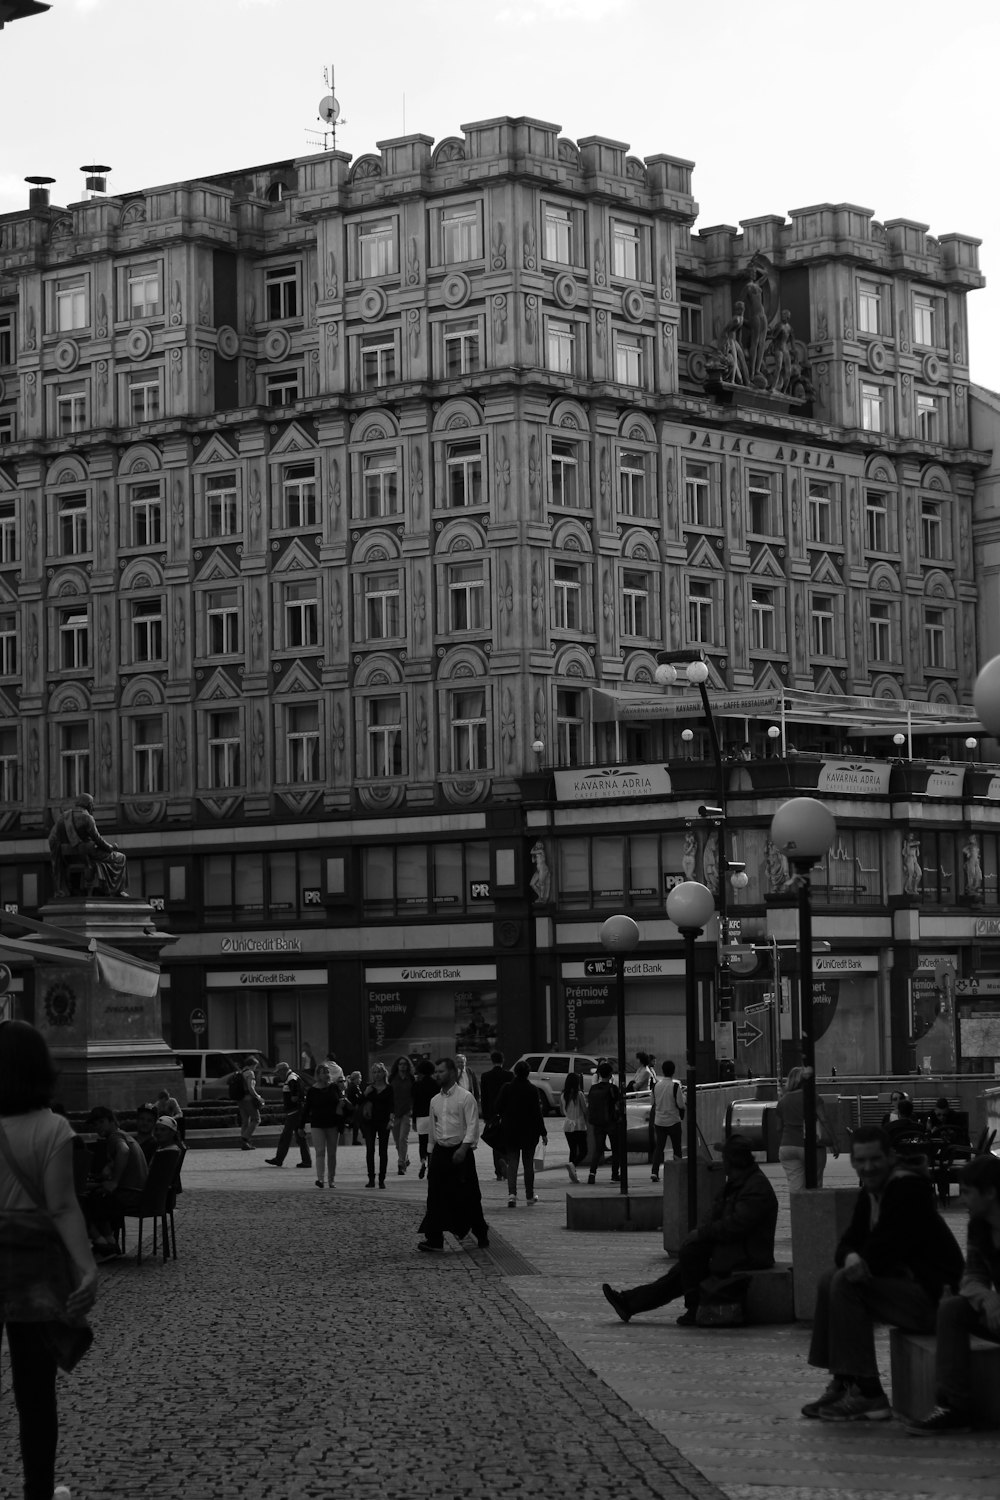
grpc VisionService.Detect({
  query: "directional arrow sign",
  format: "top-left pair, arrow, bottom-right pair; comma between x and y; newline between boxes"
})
736,1019 -> 763,1048
584,958 -> 617,977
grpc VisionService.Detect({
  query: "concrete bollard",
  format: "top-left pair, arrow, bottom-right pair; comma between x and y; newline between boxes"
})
789,1187 -> 858,1320
661,1158 -> 727,1254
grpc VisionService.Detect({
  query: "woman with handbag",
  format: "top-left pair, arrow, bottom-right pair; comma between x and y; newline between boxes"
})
302,1063 -> 345,1188
561,1072 -> 589,1183
495,1060 -> 547,1208
0,1020 -> 98,1500
776,1065 -> 838,1191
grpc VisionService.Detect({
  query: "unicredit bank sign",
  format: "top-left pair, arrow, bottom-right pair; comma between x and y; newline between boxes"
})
366,965 -> 497,984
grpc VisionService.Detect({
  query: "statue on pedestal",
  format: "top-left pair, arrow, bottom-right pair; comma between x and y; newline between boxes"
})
48,794 -> 129,899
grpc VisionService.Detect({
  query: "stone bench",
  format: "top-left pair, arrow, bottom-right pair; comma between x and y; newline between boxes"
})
565,1189 -> 663,1232
889,1328 -> 1000,1425
742,1265 -> 796,1324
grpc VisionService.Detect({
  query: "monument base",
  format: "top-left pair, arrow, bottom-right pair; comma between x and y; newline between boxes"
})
662,1159 -> 727,1254
789,1188 -> 858,1321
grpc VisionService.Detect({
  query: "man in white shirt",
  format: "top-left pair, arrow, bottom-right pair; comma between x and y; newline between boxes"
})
417,1057 -> 489,1252
650,1060 -> 685,1183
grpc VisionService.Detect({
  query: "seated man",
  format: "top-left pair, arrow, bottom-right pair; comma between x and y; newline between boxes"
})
81,1105 -> 149,1259
884,1097 -> 927,1155
134,1102 -> 159,1163
803,1125 -> 964,1422
927,1097 -> 970,1203
907,1153 -> 1000,1433
602,1135 -> 778,1326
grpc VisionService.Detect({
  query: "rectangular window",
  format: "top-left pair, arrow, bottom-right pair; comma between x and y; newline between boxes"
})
553,562 -> 582,630
445,440 -> 483,507
811,594 -> 835,657
917,394 -> 940,442
283,580 -> 319,648
58,492 -> 89,554
613,332 -> 644,387
448,562 -> 485,631
687,580 -> 714,642
621,569 -> 650,636
439,203 -> 481,264
750,586 -> 776,651
0,611 -> 17,675
128,483 -> 162,547
56,386 -> 88,436
865,489 -> 888,552
550,439 -> 580,507
807,481 -> 835,545
282,462 -> 317,528
747,471 -> 781,535
131,597 -> 164,662
868,599 -> 891,661
0,414 -> 15,445
286,703 -> 319,783
0,312 -> 15,364
451,689 -> 487,772
556,688 -> 584,767
921,499 -> 943,559
128,373 -> 160,424
357,220 -> 396,279
208,710 -> 241,789
59,608 -> 89,669
679,297 -> 703,345
206,473 -> 240,537
364,571 -> 401,639
618,449 -> 652,518
443,319 -> 481,377
60,724 -> 89,798
0,728 -> 17,802
683,461 -> 713,527
363,451 -> 399,518
265,369 -> 301,407
55,277 -> 87,332
127,268 -> 161,321
207,588 -> 240,655
547,319 -> 577,375
265,265 -> 299,321
913,295 -> 935,347
858,280 -> 883,336
0,501 -> 15,563
543,205 -> 576,265
924,607 -> 946,668
861,382 -> 886,433
361,333 -> 396,389
132,714 -> 164,794
367,697 -> 402,777
611,221 -> 642,281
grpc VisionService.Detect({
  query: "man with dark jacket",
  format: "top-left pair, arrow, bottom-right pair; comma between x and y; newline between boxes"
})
265,1063 -> 312,1170
602,1135 -> 778,1325
802,1125 -> 964,1422
479,1050 -> 514,1181
586,1061 -> 623,1184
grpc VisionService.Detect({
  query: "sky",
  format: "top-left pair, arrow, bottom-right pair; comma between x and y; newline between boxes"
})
2,0 -> 999,389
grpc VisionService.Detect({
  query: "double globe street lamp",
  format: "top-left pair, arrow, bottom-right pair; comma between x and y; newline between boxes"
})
665,879 -> 716,1228
599,913 -> 641,1198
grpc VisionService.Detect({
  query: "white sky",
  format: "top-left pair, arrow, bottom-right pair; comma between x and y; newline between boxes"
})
3,0 -> 998,391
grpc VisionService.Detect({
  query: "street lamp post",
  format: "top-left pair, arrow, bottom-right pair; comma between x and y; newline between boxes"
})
600,914 -> 640,1198
770,797 -> 837,1190
665,880 -> 716,1229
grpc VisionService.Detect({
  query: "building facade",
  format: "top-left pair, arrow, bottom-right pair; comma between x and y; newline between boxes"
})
0,116 -> 997,1081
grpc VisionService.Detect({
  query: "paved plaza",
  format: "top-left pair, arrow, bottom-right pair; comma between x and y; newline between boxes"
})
3,1139 -> 999,1500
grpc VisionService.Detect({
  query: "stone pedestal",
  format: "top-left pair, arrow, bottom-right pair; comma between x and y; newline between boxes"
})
31,899 -> 182,1112
662,1159 -> 727,1254
789,1187 -> 858,1321
565,1190 -> 662,1232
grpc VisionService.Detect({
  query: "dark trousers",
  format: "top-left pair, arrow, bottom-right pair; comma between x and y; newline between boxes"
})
934,1293 -> 1000,1409
3,1322 -> 59,1500
566,1130 -> 589,1167
506,1144 -> 536,1198
652,1123 -> 683,1172
364,1123 -> 390,1184
420,1144 -> 488,1247
621,1238 -> 714,1316
808,1267 -> 936,1381
273,1108 -> 311,1165
588,1126 -> 620,1178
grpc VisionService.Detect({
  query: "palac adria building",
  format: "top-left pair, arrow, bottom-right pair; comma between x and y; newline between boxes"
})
1,115 -> 999,1086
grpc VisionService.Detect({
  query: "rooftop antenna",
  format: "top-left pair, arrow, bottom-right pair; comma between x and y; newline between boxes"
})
307,64 -> 345,152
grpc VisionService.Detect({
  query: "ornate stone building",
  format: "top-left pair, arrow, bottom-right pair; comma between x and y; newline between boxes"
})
0,118 -> 995,1080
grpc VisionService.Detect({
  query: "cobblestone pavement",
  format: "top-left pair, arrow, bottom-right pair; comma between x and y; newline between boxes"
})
3,1139 -> 999,1500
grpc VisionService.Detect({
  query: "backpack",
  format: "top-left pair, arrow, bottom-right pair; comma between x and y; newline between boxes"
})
228,1070 -> 248,1102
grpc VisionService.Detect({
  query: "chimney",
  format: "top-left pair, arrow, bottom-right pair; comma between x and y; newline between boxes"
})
25,174 -> 55,210
81,163 -> 111,198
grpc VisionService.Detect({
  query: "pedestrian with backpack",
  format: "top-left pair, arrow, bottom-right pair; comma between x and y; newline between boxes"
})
586,1061 -> 622,1184
650,1060 -> 685,1182
231,1057 -> 265,1151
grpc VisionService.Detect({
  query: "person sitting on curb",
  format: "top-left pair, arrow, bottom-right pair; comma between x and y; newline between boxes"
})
802,1125 -> 964,1423
266,1062 -> 313,1170
602,1135 -> 778,1326
906,1153 -> 1000,1434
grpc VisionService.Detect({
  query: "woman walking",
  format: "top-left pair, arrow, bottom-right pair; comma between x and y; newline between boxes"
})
411,1059 -> 438,1180
0,1021 -> 98,1500
388,1055 -> 415,1175
496,1060 -> 548,1207
303,1063 -> 344,1188
561,1072 -> 589,1183
360,1062 -> 393,1189
776,1065 -> 837,1191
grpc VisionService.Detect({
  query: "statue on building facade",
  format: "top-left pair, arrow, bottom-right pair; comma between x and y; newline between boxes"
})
963,833 -> 983,898
529,840 -> 551,903
48,794 -> 130,899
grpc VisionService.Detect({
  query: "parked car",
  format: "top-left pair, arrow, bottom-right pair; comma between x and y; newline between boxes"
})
625,1088 -> 655,1154
173,1049 -> 282,1105
513,1053 -> 602,1115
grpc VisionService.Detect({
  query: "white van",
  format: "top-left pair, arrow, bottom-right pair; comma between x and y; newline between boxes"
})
173,1049 -> 274,1104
